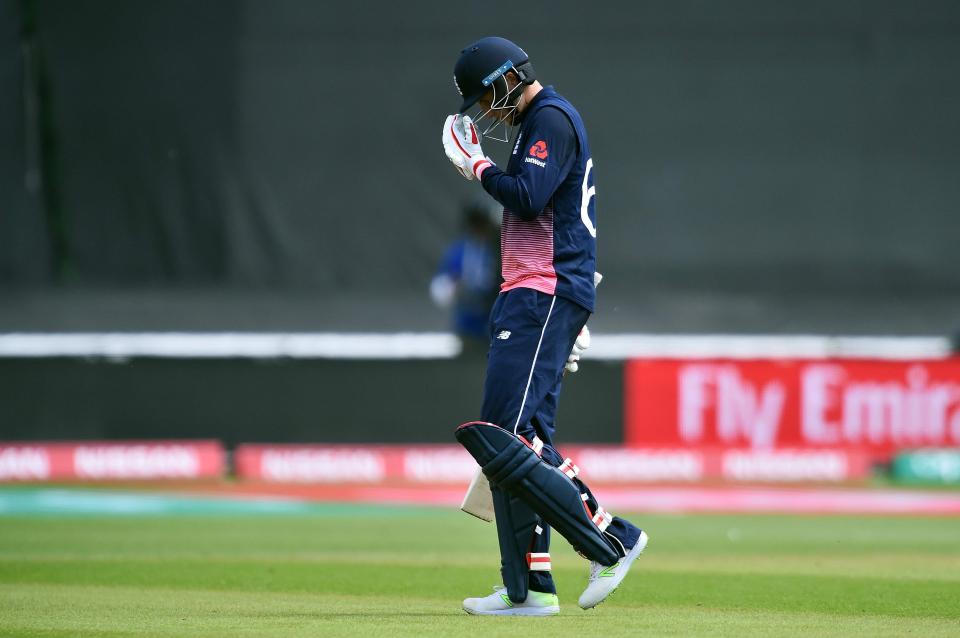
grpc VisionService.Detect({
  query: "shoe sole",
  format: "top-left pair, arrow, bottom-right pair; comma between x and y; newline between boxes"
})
463,606 -> 560,616
578,530 -> 649,610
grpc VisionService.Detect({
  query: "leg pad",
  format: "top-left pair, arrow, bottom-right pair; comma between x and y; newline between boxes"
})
456,421 -> 619,566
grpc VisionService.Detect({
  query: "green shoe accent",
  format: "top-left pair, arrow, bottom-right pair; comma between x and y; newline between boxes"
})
527,591 -> 559,605
599,562 -> 620,577
500,593 -> 514,607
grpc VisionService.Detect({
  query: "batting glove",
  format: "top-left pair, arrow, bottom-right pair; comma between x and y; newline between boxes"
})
565,325 -> 591,373
442,114 -> 494,180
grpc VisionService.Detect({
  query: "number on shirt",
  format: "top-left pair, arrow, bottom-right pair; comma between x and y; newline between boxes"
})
580,158 -> 597,237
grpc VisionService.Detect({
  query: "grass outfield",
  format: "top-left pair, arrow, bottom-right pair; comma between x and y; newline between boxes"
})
1,506 -> 959,637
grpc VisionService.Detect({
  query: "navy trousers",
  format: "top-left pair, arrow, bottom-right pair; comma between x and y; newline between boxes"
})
480,288 -> 641,595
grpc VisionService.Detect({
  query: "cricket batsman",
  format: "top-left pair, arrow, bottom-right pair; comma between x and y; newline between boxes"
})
441,36 -> 648,616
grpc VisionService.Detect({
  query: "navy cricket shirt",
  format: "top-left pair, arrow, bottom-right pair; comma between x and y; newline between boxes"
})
479,86 -> 598,312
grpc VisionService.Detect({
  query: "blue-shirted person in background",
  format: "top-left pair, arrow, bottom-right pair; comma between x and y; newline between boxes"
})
430,203 -> 499,351
442,36 -> 648,616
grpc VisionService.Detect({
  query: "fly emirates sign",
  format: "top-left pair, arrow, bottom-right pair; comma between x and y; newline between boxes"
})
626,359 -> 960,457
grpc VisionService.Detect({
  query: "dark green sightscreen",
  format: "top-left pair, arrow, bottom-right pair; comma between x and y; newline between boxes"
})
3,0 -> 960,294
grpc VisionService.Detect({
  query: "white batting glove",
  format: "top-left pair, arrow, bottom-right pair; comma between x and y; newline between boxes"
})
442,115 -> 473,180
441,114 -> 494,180
565,325 -> 591,373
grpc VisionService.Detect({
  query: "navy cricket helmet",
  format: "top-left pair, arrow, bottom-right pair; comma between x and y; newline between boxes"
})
453,36 -> 537,114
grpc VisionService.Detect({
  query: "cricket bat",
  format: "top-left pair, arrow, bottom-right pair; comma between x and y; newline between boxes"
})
460,466 -> 495,522
459,271 -> 604,522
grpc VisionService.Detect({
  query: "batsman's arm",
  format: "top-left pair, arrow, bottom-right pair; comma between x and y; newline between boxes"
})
479,107 -> 577,219
564,272 -> 602,374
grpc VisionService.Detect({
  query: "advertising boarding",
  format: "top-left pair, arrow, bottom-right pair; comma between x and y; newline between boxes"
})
626,358 -> 960,459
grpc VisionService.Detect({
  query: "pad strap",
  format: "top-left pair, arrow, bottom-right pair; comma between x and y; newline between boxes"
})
559,457 -> 580,479
531,436 -> 544,455
527,552 -> 552,571
592,506 -> 613,532
519,435 -> 544,456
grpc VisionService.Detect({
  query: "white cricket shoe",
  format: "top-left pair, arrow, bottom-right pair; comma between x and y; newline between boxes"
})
463,586 -> 560,616
578,530 -> 649,609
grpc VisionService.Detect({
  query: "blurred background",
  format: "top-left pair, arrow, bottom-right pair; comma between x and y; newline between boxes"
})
1,0 -> 960,493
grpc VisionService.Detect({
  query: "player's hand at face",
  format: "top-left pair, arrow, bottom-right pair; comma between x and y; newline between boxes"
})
441,114 -> 493,181
455,115 -> 485,158
442,114 -> 475,180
